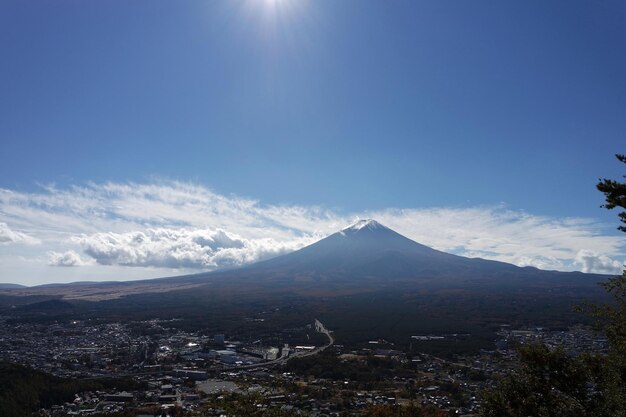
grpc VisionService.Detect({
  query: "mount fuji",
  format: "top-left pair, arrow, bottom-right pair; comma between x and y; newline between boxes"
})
0,220 -> 609,351
0,219 -> 607,302
184,219 -> 605,294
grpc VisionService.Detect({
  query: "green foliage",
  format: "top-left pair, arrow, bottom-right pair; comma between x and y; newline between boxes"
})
590,148 -> 626,344
481,343 -> 626,417
589,153 -> 626,414
285,351 -> 403,387
481,344 -> 594,417
481,153 -> 626,416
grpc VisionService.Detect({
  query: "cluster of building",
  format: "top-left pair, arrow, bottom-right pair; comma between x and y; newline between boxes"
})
494,324 -> 608,354
0,317 -> 306,379
0,313 -> 608,417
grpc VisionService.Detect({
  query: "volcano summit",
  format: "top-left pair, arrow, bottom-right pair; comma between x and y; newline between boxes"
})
0,219 -> 608,301
175,219 -> 607,295
0,219 -> 611,355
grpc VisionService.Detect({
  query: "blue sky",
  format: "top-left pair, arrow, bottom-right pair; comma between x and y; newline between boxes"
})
1,1 -> 625,285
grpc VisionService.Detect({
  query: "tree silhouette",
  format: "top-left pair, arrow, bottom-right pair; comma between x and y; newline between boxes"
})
481,153 -> 626,417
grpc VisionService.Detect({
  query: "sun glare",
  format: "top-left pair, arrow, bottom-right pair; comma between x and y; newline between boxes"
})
256,0 -> 302,14
243,0 -> 305,31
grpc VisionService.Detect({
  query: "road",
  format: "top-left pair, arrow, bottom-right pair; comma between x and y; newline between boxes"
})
222,318 -> 334,371
314,318 -> 335,352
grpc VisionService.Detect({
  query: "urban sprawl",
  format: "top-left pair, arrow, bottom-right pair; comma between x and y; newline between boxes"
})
0,316 -> 607,417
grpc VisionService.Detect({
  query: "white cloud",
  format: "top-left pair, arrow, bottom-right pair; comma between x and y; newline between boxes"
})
0,222 -> 39,245
77,228 -> 314,269
0,180 -> 625,280
48,250 -> 87,267
370,208 -> 626,273
574,250 -> 624,274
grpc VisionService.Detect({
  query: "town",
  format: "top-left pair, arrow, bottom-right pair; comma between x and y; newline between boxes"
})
0,313 -> 607,417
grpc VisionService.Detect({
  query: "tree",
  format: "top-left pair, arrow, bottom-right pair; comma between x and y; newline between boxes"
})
594,153 -> 626,351
597,154 -> 626,232
480,153 -> 626,417
480,344 -> 602,417
587,153 -> 626,415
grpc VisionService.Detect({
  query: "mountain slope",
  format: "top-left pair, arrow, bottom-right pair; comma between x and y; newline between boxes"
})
193,219 -> 604,291
0,283 -> 26,289
0,220 -> 607,300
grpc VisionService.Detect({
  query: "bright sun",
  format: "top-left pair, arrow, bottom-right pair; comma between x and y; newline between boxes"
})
264,0 -> 289,8
244,0 -> 304,27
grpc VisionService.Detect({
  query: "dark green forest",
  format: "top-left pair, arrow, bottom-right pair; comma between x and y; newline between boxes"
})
0,361 -> 143,417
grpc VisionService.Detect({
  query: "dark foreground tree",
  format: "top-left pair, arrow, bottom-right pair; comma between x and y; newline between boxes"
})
594,154 -> 626,351
597,154 -> 626,232
588,154 -> 626,414
480,154 -> 626,417
479,344 -> 621,417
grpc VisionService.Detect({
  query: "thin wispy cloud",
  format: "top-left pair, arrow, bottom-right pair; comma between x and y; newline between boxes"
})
371,208 -> 626,272
0,222 -> 40,245
0,180 -> 624,284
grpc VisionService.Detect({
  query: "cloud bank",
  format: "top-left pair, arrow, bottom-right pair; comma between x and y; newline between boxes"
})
575,250 -> 625,274
1,180 -> 624,280
77,228 -> 314,268
48,250 -> 87,267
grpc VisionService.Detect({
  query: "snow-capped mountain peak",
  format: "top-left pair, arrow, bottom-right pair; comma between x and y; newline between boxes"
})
344,219 -> 383,232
